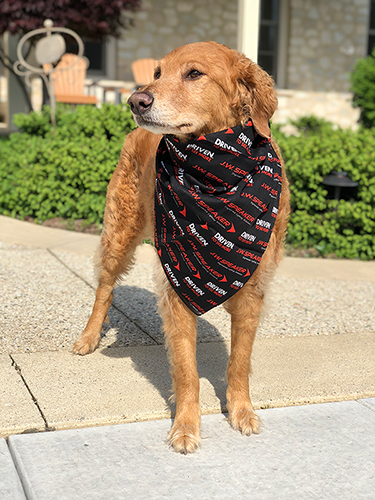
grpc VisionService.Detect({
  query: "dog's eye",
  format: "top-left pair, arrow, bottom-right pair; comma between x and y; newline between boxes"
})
154,68 -> 161,80
186,69 -> 204,80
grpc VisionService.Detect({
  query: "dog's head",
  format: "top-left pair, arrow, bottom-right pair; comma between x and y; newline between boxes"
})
128,41 -> 277,140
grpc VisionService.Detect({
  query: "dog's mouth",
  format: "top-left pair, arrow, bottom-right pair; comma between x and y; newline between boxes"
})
135,116 -> 193,133
177,123 -> 193,130
135,116 -> 165,128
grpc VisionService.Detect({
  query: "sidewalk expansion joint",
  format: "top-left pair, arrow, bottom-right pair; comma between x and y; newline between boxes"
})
47,248 -> 162,345
356,399 -> 375,414
9,355 -> 55,433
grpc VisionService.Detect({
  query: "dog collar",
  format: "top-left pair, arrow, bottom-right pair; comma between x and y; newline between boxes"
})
154,122 -> 282,315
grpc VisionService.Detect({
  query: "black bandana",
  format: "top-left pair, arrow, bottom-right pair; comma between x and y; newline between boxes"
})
154,122 -> 282,315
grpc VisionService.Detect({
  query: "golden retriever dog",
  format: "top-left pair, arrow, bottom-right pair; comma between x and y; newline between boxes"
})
74,41 -> 290,454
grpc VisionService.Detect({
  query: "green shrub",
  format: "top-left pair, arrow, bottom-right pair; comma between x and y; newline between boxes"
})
0,104 -> 135,224
289,115 -> 335,135
273,119 -> 375,260
1,107 -> 374,260
350,48 -> 375,128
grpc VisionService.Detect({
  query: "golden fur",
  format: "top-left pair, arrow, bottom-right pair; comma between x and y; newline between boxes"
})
74,42 -> 290,454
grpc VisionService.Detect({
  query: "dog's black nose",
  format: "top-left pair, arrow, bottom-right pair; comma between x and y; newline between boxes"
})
127,92 -> 154,115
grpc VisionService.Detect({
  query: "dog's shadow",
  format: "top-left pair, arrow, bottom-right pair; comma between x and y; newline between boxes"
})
102,285 -> 230,416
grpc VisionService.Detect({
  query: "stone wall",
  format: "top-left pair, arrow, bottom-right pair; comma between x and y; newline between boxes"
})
273,89 -> 360,130
286,0 -> 370,92
117,0 -> 238,81
27,0 -> 367,131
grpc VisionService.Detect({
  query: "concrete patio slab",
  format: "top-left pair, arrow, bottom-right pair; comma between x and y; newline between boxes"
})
0,439 -> 26,500
0,215 -> 100,255
9,331 -> 375,435
0,215 -> 158,261
2,216 -> 374,351
277,255 -> 375,282
8,400 -> 375,500
11,346 -> 173,432
53,249 -> 375,345
0,244 -> 156,354
250,331 -> 375,408
0,355 -> 45,438
2,214 -> 375,280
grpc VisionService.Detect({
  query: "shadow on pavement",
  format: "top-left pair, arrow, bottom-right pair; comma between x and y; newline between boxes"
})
101,286 -> 230,415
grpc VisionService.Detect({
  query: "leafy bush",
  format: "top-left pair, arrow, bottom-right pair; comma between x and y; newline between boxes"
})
273,118 -> 375,260
350,48 -> 375,128
1,107 -> 374,260
0,104 -> 135,224
289,115 -> 335,135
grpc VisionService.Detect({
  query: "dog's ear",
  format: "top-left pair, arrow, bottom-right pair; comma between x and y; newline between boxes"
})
235,56 -> 278,138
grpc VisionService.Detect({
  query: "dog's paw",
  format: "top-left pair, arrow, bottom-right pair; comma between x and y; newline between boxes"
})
73,335 -> 100,356
228,407 -> 261,436
168,422 -> 200,454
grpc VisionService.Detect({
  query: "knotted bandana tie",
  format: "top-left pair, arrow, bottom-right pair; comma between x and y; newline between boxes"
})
154,122 -> 282,315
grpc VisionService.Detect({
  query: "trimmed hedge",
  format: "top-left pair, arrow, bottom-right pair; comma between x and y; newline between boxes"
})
273,118 -> 375,260
0,104 -> 135,224
350,48 -> 375,128
0,108 -> 374,260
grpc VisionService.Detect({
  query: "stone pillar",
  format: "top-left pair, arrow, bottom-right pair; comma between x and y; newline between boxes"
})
237,0 -> 260,62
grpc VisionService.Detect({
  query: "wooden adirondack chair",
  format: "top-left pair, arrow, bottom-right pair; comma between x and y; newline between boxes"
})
45,53 -> 97,105
131,58 -> 159,88
118,58 -> 159,102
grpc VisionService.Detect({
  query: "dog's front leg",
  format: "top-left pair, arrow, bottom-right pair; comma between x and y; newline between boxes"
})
73,128 -> 159,356
73,225 -> 145,355
157,272 -> 200,453
224,283 -> 263,435
74,191 -> 150,355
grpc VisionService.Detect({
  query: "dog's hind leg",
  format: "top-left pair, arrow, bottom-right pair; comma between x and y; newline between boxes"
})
223,281 -> 264,435
157,269 -> 201,454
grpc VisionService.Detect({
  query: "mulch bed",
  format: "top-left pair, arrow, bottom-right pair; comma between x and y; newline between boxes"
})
24,216 -> 102,235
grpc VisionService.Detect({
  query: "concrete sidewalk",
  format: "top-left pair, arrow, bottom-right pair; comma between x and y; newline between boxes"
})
3,400 -> 375,499
1,215 -> 375,499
